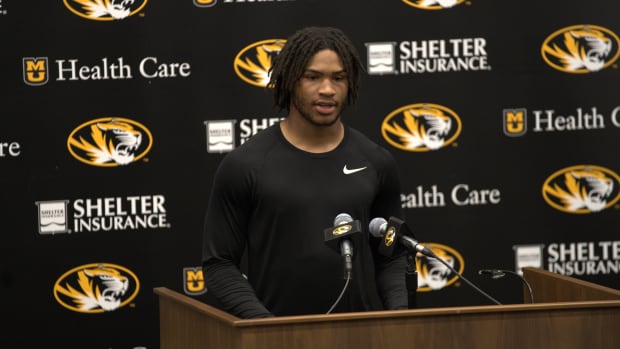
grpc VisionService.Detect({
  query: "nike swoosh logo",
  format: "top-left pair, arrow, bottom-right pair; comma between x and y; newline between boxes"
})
343,165 -> 367,175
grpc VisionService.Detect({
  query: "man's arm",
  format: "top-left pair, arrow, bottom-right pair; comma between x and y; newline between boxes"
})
203,258 -> 274,318
375,253 -> 408,310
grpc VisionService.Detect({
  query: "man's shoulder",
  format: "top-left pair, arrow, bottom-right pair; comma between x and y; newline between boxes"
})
221,124 -> 281,165
346,126 -> 390,154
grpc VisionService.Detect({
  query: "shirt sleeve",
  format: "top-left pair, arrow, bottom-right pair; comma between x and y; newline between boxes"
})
201,152 -> 274,318
375,253 -> 408,309
371,145 -> 409,309
203,259 -> 274,318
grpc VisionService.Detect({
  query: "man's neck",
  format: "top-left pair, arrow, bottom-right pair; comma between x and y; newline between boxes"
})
279,116 -> 344,153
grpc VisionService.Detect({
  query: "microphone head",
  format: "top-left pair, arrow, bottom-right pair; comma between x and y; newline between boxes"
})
368,217 -> 387,238
324,214 -> 363,256
334,212 -> 353,226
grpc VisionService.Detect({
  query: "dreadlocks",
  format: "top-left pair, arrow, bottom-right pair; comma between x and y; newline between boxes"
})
267,26 -> 364,113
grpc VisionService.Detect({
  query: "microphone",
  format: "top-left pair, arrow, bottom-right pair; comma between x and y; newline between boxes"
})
370,216 -> 502,305
368,216 -> 433,257
478,269 -> 535,304
323,213 -> 362,278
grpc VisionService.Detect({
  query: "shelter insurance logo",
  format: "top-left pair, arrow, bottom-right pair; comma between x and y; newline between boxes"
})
53,263 -> 140,313
366,37 -> 490,75
63,0 -> 147,21
542,165 -> 620,214
542,24 -> 620,73
233,39 -> 286,87
402,0 -> 467,10
416,243 -> 464,292
36,194 -> 171,234
67,117 -> 153,167
204,117 -> 283,153
382,103 -> 461,152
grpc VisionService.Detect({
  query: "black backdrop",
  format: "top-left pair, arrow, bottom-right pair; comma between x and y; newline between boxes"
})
2,1 -> 619,348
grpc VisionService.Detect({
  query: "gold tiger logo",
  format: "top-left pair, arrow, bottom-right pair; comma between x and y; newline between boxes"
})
234,39 -> 286,87
542,25 -> 620,73
403,0 -> 466,10
543,165 -> 620,213
416,243 -> 464,292
67,117 -> 152,167
382,103 -> 461,152
64,0 -> 148,21
54,263 -> 139,313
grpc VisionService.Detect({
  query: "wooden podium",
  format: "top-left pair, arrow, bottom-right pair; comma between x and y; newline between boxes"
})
154,267 -> 620,349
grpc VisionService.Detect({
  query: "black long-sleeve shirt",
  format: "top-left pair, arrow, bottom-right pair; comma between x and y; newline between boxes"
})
202,123 -> 408,318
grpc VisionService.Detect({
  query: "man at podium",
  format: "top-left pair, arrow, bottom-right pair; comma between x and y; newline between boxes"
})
201,26 -> 408,318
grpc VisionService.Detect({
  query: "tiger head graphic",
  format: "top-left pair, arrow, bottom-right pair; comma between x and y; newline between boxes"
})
543,27 -> 612,72
417,248 -> 454,290
417,0 -> 459,8
55,265 -> 129,311
384,106 -> 452,150
70,0 -> 136,19
234,39 -> 286,87
69,119 -> 142,165
404,0 -> 465,9
545,169 -> 613,212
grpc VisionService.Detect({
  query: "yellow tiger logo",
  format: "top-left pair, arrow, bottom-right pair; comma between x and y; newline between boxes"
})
55,264 -> 129,311
542,25 -> 620,73
544,169 -> 614,213
383,105 -> 453,150
234,39 -> 286,87
68,117 -> 151,167
403,0 -> 466,10
417,248 -> 453,290
65,0 -> 148,20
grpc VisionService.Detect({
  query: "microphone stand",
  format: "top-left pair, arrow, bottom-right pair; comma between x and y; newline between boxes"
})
478,269 -> 535,304
405,253 -> 417,309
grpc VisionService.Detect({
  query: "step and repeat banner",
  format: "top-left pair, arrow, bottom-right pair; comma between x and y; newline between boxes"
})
2,0 -> 619,348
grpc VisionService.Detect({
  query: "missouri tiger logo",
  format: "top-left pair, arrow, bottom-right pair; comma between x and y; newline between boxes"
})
234,39 -> 286,87
53,263 -> 140,313
64,0 -> 148,21
382,103 -> 461,152
402,0 -> 467,10
416,243 -> 464,292
542,165 -> 620,214
67,117 -> 153,167
542,24 -> 620,73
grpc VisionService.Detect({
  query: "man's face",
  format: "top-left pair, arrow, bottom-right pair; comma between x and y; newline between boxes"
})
290,49 -> 349,127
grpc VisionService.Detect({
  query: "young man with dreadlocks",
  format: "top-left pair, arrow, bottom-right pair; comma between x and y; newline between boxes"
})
202,26 -> 408,318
